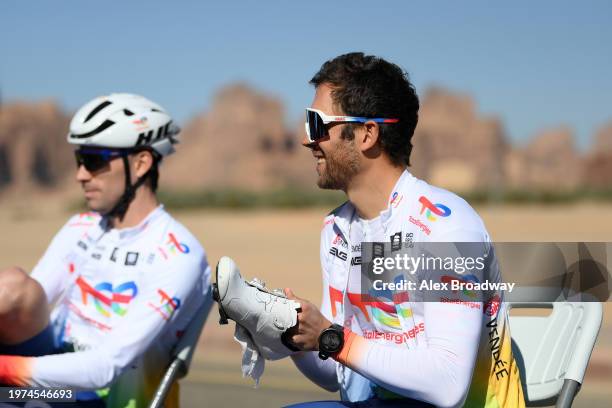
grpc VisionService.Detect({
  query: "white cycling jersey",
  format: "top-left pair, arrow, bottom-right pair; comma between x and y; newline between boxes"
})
294,170 -> 525,408
0,205 -> 210,408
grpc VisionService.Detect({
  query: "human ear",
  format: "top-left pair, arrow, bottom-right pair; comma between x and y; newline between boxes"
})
359,121 -> 380,152
133,151 -> 153,178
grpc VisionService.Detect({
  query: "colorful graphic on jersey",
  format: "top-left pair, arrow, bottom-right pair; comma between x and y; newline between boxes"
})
418,196 -> 451,221
158,232 -> 190,259
329,286 -> 344,318
329,282 -> 411,330
362,323 -> 424,344
82,212 -> 97,219
148,289 -> 181,321
390,191 -> 403,208
483,294 -> 501,317
0,356 -> 32,386
69,212 -> 98,227
409,216 -> 431,235
441,274 -> 479,299
76,277 -> 138,317
332,233 -> 347,247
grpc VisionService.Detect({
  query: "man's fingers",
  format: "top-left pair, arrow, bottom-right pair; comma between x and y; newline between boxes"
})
289,333 -> 307,348
286,288 -> 305,302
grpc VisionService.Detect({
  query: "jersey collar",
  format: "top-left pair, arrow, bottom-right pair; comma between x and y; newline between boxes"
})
331,169 -> 417,238
97,205 -> 166,242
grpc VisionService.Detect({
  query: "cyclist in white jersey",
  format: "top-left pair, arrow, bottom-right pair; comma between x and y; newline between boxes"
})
283,53 -> 525,407
0,93 -> 211,408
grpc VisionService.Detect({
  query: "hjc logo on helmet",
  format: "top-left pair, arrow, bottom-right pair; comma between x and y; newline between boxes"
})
136,121 -> 177,146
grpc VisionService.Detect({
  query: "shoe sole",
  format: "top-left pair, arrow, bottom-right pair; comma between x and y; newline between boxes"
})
212,257 -> 232,325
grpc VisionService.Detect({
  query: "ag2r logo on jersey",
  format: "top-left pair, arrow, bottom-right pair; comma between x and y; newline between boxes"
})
418,196 -> 451,221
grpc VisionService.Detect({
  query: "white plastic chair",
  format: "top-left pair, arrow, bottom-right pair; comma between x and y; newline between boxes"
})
149,292 -> 213,408
509,302 -> 603,407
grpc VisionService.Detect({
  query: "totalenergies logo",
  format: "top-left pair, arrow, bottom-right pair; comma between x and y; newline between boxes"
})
167,233 -> 190,253
148,289 -> 181,321
76,277 -> 138,317
418,196 -> 451,221
158,232 -> 190,259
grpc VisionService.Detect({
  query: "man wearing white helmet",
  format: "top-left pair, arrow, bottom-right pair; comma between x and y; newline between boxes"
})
0,94 -> 211,408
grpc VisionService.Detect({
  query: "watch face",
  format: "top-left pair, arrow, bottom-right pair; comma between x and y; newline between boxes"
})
321,330 -> 342,353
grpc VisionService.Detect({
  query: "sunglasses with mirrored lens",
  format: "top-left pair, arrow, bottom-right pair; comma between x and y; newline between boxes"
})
304,108 -> 399,143
74,148 -> 130,172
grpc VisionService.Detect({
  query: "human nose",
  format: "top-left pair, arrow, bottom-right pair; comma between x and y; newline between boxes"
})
75,164 -> 92,182
302,135 -> 317,148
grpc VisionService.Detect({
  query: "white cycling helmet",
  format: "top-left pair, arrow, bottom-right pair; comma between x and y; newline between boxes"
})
68,93 -> 180,157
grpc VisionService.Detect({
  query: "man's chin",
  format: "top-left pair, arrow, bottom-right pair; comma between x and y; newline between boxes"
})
316,176 -> 341,190
83,200 -> 105,215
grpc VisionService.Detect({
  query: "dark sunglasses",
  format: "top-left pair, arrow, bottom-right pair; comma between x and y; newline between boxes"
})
304,108 -> 399,143
74,148 -> 131,172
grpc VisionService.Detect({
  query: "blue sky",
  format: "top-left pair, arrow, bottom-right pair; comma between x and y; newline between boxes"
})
1,1 -> 611,150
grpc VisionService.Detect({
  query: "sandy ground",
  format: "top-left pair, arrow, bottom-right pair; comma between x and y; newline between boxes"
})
1,201 -> 611,407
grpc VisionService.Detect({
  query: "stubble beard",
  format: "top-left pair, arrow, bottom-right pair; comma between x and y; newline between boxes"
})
316,140 -> 361,191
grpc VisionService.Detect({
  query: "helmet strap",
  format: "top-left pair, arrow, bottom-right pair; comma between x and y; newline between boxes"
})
106,155 -> 150,222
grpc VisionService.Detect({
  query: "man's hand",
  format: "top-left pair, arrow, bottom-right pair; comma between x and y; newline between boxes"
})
284,288 -> 332,351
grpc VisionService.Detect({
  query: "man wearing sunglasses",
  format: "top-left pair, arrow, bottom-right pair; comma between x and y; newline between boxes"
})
281,53 -> 525,407
0,93 -> 211,407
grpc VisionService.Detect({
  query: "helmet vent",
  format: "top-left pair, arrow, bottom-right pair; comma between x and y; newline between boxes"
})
84,101 -> 112,123
151,108 -> 162,113
123,109 -> 134,116
70,120 -> 115,139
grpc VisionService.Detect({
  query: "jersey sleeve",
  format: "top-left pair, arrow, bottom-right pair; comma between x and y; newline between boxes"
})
332,228 -> 489,408
30,215 -> 85,305
1,242 -> 211,389
290,217 -> 339,392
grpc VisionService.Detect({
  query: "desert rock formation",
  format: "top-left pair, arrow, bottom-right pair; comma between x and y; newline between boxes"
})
583,122 -> 612,189
1,85 -> 610,198
161,84 -> 315,191
506,127 -> 582,191
0,101 -> 72,195
410,88 -> 508,192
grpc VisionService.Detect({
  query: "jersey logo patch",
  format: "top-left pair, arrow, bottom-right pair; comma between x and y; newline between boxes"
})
418,196 -> 451,221
389,232 -> 402,252
125,251 -> 139,266
110,247 -> 118,262
148,289 -> 181,321
158,232 -> 190,259
390,191 -> 403,208
76,277 -> 138,317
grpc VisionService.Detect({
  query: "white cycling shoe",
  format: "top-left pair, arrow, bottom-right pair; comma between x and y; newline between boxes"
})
212,256 -> 301,360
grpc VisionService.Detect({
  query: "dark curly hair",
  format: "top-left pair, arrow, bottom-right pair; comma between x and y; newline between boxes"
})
310,52 -> 419,166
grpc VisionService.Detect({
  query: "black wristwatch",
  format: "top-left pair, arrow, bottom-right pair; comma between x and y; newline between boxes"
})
318,324 -> 344,360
